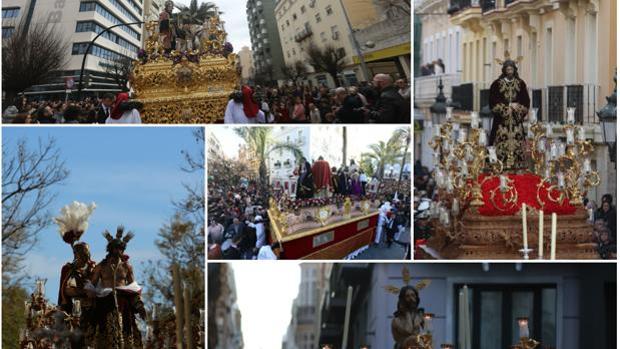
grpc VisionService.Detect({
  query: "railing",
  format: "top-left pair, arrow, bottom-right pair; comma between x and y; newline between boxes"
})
543,84 -> 600,124
505,0 -> 518,6
413,73 -> 461,103
481,0 -> 496,12
448,0 -> 479,13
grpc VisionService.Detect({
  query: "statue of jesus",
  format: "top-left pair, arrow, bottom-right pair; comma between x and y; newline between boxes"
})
489,53 -> 530,170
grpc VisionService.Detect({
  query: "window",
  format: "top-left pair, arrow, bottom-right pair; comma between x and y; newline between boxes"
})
75,21 -> 140,54
456,284 -> 557,349
72,42 -> 134,62
326,5 -> 333,15
315,13 -> 321,23
2,26 -> 15,38
79,2 -> 141,40
2,7 -> 20,18
331,25 -> 339,40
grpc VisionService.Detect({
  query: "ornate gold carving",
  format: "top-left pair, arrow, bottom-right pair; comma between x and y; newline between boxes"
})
131,19 -> 239,124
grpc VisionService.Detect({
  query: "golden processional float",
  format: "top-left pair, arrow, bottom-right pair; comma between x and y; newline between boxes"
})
131,16 -> 239,123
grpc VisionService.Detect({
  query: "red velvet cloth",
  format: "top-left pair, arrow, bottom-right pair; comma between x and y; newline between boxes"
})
477,173 -> 577,216
312,160 -> 332,190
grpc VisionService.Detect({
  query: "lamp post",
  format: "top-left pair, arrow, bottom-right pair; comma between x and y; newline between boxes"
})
430,78 -> 447,125
77,21 -> 144,99
597,72 -> 617,165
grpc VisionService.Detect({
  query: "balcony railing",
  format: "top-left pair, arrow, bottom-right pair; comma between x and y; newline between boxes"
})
505,0 -> 518,6
413,73 -> 461,103
481,0 -> 496,12
448,0 -> 479,14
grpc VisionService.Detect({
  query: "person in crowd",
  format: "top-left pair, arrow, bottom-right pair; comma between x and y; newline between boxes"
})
224,86 -> 266,124
105,92 -> 142,124
94,93 -> 115,124
368,74 -> 410,123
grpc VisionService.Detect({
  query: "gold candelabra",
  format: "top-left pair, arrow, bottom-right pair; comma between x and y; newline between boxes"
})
530,108 -> 600,207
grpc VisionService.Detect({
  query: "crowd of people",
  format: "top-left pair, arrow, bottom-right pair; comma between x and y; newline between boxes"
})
224,74 -> 410,124
419,59 -> 446,76
2,92 -> 143,124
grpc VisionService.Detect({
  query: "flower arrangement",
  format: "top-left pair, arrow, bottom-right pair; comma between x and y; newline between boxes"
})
53,201 -> 97,245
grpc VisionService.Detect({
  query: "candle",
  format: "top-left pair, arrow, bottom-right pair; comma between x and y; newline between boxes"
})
577,126 -> 586,141
433,125 -> 441,137
470,111 -> 479,129
550,213 -> 557,260
518,317 -> 530,339
538,210 -> 544,259
550,142 -> 558,159
488,146 -> 497,163
499,175 -> 508,191
452,198 -> 460,215
558,142 -> 566,156
544,166 -> 551,179
478,129 -> 487,145
583,158 -> 591,173
442,139 -> 450,152
529,108 -> 538,123
567,107 -> 575,124
566,128 -> 574,144
588,208 -> 594,222
557,172 -> 565,188
546,124 -> 553,137
423,313 -> 435,333
458,129 -> 467,143
446,107 -> 453,121
537,138 -> 546,152
521,204 -> 528,252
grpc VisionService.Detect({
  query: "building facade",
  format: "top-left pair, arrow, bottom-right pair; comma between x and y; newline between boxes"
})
2,0 -> 143,98
207,264 -> 244,349
274,0 -> 411,87
237,46 -> 255,84
246,0 -> 287,82
318,263 -> 615,349
414,0 -> 617,202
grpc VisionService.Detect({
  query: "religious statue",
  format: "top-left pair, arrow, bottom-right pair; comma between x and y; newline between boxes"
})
312,156 -> 332,198
159,0 -> 177,52
54,201 -> 97,348
296,157 -> 314,199
489,51 -> 530,170
87,226 -> 146,349
386,267 -> 432,349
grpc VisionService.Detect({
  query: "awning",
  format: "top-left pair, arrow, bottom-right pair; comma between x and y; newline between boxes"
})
352,42 -> 411,64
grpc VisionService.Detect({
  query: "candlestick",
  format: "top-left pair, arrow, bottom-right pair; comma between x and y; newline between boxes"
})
521,204 -> 528,252
550,213 -> 557,260
538,210 -> 544,259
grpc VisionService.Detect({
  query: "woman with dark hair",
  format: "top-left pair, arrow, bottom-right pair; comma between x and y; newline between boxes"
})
489,54 -> 530,169
391,285 -> 425,349
296,157 -> 314,199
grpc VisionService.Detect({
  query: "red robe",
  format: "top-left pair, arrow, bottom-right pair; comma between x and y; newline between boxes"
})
312,160 -> 332,190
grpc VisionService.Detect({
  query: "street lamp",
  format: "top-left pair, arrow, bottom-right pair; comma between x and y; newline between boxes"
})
597,73 -> 617,163
430,78 -> 447,125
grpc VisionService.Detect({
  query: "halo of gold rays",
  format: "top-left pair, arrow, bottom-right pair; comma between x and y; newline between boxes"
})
384,266 -> 431,295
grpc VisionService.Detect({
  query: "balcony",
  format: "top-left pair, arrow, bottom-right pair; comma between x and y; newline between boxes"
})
294,27 -> 313,42
481,0 -> 496,12
414,73 -> 461,106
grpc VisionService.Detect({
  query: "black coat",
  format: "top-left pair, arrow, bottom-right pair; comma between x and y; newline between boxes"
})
336,95 -> 364,123
94,105 -> 110,124
371,86 -> 409,123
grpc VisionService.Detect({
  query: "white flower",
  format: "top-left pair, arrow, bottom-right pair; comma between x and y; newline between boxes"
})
53,201 -> 97,237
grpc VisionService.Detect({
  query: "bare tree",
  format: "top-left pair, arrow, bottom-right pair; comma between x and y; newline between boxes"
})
2,19 -> 69,103
104,56 -> 134,91
2,137 -> 69,284
280,60 -> 308,85
306,44 -> 347,87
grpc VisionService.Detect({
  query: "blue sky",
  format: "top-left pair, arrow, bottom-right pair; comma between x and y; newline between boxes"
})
2,126 -> 203,301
